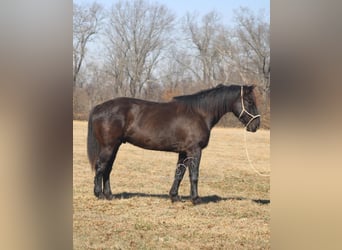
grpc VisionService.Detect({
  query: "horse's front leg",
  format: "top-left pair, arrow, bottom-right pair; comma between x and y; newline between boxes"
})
187,149 -> 202,205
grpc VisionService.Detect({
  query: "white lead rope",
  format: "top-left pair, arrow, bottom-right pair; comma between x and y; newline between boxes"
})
243,129 -> 270,177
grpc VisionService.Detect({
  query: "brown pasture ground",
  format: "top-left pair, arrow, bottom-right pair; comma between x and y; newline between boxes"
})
73,120 -> 270,249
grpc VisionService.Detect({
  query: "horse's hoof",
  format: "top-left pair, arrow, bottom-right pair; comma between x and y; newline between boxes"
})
191,197 -> 202,205
95,192 -> 105,199
170,195 -> 182,203
104,194 -> 114,200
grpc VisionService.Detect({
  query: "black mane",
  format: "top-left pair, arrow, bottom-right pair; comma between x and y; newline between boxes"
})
173,84 -> 241,119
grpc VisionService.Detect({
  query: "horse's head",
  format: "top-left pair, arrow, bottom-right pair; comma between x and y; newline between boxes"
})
232,85 -> 261,132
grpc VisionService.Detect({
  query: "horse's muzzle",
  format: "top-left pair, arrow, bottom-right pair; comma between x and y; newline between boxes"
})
246,117 -> 260,132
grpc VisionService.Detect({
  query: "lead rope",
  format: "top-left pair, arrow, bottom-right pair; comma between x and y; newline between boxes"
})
243,129 -> 270,177
240,86 -> 270,177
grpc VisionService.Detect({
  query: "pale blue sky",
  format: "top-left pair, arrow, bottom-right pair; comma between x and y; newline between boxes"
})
75,0 -> 269,64
74,0 -> 269,25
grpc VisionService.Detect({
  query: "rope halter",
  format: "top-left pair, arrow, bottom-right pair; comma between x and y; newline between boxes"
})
238,86 -> 261,128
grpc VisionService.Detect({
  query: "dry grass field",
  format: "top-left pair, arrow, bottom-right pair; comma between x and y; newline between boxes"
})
73,120 -> 270,249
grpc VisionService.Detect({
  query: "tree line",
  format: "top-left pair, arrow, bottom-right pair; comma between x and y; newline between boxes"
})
73,0 -> 270,128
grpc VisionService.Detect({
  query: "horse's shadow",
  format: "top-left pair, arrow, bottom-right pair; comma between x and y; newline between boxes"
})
112,192 -> 270,205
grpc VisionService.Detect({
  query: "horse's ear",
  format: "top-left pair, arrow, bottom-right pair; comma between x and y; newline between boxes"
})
215,83 -> 226,88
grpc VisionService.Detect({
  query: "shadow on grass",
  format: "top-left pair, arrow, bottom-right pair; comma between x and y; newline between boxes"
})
112,192 -> 270,205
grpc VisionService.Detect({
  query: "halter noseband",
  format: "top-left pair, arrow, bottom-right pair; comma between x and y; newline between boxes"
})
238,86 -> 260,128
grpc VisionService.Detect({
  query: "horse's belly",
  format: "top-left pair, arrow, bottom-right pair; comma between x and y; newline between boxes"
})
126,134 -> 179,152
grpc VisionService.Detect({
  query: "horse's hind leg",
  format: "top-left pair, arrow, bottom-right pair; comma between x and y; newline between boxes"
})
169,152 -> 187,202
102,142 -> 121,200
94,145 -> 116,199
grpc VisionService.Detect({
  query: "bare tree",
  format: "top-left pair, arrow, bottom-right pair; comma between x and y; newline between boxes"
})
105,0 -> 174,98
182,11 -> 223,87
234,7 -> 270,93
73,2 -> 103,88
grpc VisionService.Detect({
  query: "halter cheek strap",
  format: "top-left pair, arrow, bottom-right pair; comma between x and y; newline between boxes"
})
239,86 -> 261,127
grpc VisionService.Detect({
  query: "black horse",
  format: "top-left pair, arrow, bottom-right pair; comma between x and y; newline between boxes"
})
87,84 -> 260,204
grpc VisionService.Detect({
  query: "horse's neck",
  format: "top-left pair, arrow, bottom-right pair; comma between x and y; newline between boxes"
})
208,111 -> 228,128
206,92 -> 237,128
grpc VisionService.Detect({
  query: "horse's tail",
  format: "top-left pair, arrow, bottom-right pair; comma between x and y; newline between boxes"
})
87,109 -> 99,171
